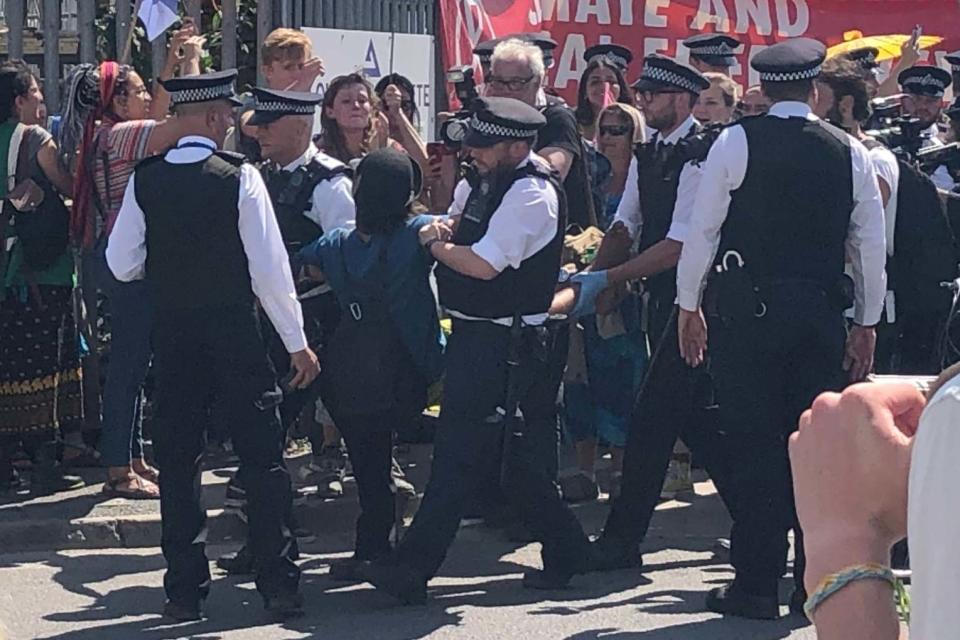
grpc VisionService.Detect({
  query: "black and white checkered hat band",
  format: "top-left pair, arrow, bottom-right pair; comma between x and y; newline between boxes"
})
255,100 -> 314,114
758,64 -> 821,82
469,114 -> 538,139
590,52 -> 629,68
903,76 -> 946,93
169,84 -> 234,105
693,44 -> 736,56
642,64 -> 703,93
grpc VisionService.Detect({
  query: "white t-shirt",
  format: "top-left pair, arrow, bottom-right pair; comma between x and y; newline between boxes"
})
868,145 -> 899,257
907,371 -> 960,639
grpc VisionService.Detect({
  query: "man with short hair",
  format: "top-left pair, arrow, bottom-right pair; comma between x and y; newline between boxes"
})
106,70 -> 319,621
486,38 -> 596,228
694,72 -> 738,124
363,97 -> 592,603
676,38 -> 886,619
898,64 -> 955,191
572,55 -> 735,578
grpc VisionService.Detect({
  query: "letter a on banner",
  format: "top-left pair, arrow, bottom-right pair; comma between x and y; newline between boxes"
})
365,40 -> 382,77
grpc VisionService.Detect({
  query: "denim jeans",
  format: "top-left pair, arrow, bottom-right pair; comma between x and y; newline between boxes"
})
93,249 -> 155,468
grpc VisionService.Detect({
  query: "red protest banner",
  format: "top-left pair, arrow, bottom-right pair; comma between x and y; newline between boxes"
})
439,0 -> 960,104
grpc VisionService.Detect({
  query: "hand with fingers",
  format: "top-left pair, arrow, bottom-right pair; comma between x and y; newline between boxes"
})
678,307 -> 708,368
287,348 -> 321,390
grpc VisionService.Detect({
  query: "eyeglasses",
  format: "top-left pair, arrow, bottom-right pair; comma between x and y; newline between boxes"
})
487,75 -> 535,91
599,125 -> 630,137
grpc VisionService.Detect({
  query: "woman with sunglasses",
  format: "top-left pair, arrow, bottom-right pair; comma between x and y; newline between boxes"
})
562,102 -> 648,502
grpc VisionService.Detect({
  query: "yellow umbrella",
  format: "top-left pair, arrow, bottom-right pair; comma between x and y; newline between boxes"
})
827,30 -> 943,62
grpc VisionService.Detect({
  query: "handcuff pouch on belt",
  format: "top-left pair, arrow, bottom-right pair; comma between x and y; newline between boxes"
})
703,250 -> 765,324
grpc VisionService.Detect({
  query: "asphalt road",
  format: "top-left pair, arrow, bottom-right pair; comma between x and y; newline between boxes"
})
0,485 -> 818,640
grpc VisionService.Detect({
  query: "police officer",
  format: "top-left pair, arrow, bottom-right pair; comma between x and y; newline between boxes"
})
106,70 -> 320,621
217,87 -> 355,575
898,64 -> 955,190
570,55 -> 734,572
840,46 -> 882,94
676,38 -> 886,619
362,97 -> 592,603
683,34 -> 742,74
945,50 -> 960,93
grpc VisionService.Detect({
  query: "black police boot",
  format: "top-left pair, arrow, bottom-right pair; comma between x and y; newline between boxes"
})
329,556 -> 367,582
163,599 -> 204,622
705,583 -> 780,620
588,535 -> 643,572
216,545 -> 255,575
522,567 -> 574,590
360,560 -> 428,605
264,591 -> 305,620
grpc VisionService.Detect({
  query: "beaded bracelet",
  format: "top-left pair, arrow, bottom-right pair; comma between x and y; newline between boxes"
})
804,562 -> 897,621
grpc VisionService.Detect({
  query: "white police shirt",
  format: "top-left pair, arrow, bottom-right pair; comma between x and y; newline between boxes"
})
613,114 -> 702,243
446,151 -> 559,326
282,142 -> 355,232
920,124 -> 956,192
908,370 -> 960,639
675,101 -> 887,327
106,135 -> 308,353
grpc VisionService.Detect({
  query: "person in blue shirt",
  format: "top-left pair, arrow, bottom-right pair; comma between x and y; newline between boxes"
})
295,148 -> 444,581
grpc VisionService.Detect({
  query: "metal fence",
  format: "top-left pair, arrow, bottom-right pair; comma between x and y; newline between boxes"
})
0,0 -> 79,31
274,0 -> 435,34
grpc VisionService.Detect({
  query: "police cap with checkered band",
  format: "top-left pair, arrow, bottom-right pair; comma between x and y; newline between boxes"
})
632,55 -> 710,95
898,64 -> 953,98
247,88 -> 322,126
462,97 -> 546,149
945,51 -> 960,73
683,33 -> 742,68
583,44 -> 633,72
844,46 -> 881,71
751,38 -> 826,83
161,69 -> 243,107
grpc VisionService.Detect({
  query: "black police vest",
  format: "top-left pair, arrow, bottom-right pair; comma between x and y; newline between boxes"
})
635,124 -> 711,301
135,151 -> 255,310
435,164 -> 566,318
721,116 -> 853,285
262,157 -> 350,256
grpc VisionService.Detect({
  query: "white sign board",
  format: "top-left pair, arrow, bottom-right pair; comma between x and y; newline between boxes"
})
302,28 -> 436,141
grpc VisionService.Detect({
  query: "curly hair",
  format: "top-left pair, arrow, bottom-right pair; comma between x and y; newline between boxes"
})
59,62 -> 135,168
319,73 -> 380,163
575,59 -> 632,129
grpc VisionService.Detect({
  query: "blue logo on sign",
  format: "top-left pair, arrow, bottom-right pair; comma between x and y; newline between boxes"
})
364,40 -> 381,77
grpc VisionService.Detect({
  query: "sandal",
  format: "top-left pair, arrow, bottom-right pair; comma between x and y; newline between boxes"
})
103,474 -> 160,500
62,444 -> 102,469
132,464 -> 159,484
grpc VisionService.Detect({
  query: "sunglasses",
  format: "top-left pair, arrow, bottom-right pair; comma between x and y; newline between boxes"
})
599,125 -> 630,137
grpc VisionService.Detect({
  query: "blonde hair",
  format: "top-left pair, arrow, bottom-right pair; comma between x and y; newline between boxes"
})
261,28 -> 313,67
703,72 -> 740,107
492,39 -> 545,81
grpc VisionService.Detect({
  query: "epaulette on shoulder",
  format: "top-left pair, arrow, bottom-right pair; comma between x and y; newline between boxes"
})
213,149 -> 247,166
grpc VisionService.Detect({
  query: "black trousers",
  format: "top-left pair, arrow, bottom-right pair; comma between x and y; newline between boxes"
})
709,284 -> 846,597
264,293 -> 339,432
153,303 -> 299,603
393,320 -> 589,578
603,297 -> 733,545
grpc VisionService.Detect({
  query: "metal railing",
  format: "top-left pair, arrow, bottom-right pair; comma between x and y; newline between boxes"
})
275,0 -> 435,34
0,0 -> 79,32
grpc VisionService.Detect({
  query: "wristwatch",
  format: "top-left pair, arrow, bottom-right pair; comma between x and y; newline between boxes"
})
424,237 -> 443,252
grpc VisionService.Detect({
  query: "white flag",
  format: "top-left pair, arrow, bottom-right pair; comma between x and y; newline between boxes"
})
137,0 -> 179,42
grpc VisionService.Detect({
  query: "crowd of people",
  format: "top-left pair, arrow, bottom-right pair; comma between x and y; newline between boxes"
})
2,17 -> 960,636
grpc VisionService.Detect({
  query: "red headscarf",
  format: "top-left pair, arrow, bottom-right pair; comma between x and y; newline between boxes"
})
70,61 -> 121,249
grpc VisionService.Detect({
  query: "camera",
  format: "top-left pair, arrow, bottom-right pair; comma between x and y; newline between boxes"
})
864,96 -> 928,159
439,66 -> 481,149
